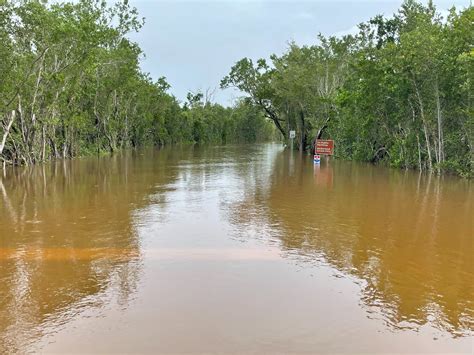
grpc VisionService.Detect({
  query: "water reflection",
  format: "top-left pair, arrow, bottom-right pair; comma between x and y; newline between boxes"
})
0,150 -> 179,352
0,144 -> 472,353
230,149 -> 473,337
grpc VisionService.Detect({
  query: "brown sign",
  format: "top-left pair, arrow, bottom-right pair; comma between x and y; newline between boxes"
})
315,139 -> 334,155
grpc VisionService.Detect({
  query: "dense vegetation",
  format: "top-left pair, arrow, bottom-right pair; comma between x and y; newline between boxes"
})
1,0 -> 472,177
0,0 -> 274,167
222,1 -> 473,176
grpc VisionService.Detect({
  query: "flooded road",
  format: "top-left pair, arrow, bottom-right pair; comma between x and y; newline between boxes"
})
0,144 -> 472,353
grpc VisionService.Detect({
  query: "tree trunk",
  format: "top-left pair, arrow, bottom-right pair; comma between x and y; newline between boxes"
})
260,102 -> 286,139
410,102 -> 422,171
435,80 -> 444,165
41,126 -> 46,161
299,109 -> 306,151
18,96 -> 27,146
414,83 -> 433,171
317,116 -> 331,140
417,134 -> 422,171
0,111 -> 16,156
422,121 -> 433,171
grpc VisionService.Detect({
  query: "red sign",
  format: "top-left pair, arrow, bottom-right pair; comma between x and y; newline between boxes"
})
315,140 -> 334,155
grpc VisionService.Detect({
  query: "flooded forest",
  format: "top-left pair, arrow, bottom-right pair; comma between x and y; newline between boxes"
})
0,0 -> 473,353
1,0 -> 472,176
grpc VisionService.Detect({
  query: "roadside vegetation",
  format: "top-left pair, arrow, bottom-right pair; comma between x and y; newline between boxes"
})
1,0 -> 472,176
222,1 -> 473,177
0,0 -> 274,167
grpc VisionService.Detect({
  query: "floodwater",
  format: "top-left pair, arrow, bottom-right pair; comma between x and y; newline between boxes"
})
0,144 -> 472,354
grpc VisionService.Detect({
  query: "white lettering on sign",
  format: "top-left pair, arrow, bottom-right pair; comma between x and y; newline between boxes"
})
315,140 -> 334,155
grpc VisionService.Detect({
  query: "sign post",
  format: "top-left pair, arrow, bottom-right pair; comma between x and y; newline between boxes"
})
289,130 -> 296,150
314,139 -> 334,164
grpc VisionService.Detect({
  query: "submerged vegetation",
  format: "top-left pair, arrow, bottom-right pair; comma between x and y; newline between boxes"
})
222,1 -> 473,177
0,0 -> 472,176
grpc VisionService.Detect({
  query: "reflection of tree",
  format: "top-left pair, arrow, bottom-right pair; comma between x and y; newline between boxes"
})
0,149 -> 179,353
231,149 -> 473,337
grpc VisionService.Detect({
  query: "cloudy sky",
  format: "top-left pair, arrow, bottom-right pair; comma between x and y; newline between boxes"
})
127,0 -> 471,105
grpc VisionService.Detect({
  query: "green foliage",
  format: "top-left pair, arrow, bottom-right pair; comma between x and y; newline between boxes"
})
222,1 -> 473,177
0,0 -> 273,166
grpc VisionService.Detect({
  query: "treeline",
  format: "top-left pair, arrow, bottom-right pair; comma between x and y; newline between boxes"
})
221,1 -> 473,177
0,0 -> 274,167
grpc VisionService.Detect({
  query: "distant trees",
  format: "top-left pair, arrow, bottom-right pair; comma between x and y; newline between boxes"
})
182,95 -> 275,145
222,1 -> 473,176
0,0 -> 274,167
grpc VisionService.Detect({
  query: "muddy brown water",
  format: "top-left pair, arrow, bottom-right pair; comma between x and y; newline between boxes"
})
0,144 -> 472,353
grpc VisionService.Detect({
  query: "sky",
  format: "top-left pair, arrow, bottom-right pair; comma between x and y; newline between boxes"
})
126,0 -> 471,106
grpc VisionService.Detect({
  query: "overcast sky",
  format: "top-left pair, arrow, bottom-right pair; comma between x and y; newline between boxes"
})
127,0 -> 471,106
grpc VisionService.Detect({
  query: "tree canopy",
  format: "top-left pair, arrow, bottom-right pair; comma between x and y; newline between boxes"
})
222,1 -> 473,176
1,0 -> 471,177
0,0 -> 275,167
